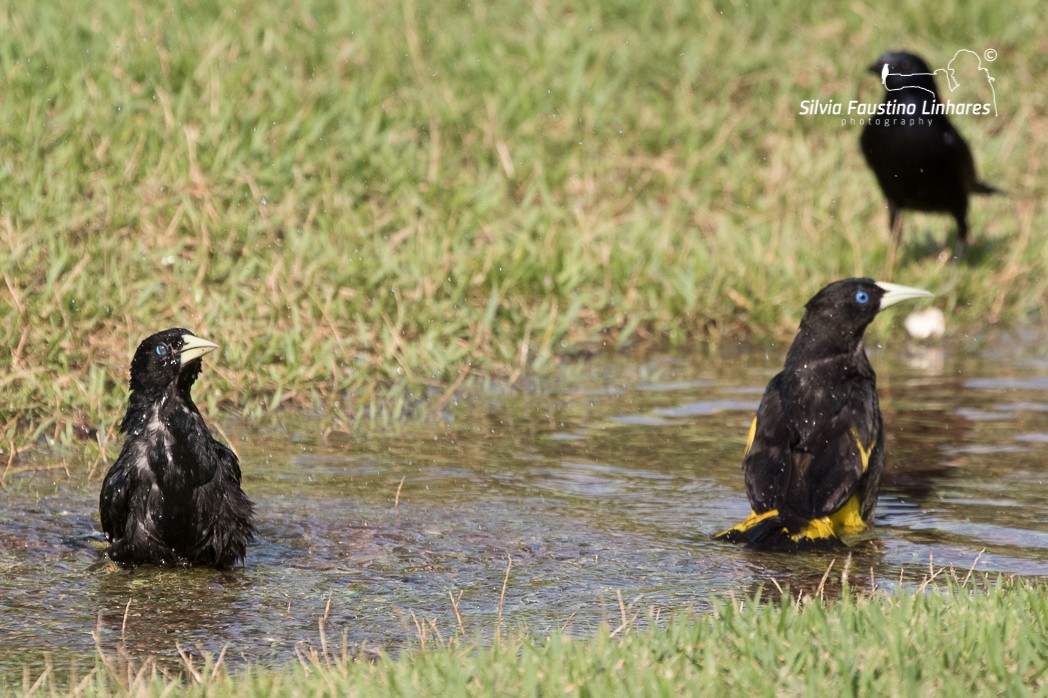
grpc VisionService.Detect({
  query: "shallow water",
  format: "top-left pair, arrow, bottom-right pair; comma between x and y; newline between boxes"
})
2,332 -> 1048,675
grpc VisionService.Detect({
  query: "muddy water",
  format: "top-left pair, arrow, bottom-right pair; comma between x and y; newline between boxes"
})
2,332 -> 1047,675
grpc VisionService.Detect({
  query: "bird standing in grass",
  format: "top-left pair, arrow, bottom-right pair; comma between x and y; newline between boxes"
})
714,279 -> 933,550
100,328 -> 255,568
860,51 -> 999,264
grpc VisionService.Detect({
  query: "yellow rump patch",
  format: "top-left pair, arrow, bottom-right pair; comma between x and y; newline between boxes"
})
789,493 -> 868,542
828,492 -> 867,534
790,517 -> 836,541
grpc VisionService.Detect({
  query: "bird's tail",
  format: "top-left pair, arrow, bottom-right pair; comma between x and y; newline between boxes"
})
713,509 -> 846,552
972,180 -> 1002,196
712,510 -> 793,548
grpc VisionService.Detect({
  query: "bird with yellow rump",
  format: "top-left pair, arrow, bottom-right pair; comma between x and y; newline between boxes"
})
714,278 -> 933,551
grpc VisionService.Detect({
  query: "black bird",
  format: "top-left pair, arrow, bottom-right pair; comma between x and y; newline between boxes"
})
860,50 -> 999,262
100,328 -> 255,568
714,279 -> 933,550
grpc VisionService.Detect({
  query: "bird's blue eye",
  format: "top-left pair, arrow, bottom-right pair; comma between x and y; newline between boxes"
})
855,290 -> 870,304
155,344 -> 169,357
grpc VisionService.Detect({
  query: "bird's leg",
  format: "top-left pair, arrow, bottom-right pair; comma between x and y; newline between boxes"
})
951,212 -> 969,262
883,206 -> 903,280
939,212 -> 968,263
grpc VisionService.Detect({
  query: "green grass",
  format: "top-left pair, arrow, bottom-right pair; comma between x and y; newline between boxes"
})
1,0 -> 1046,452
3,4 -> 1046,692
13,573 -> 1048,696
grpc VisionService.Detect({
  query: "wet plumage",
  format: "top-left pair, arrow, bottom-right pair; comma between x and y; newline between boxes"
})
714,279 -> 933,550
100,328 -> 255,568
860,51 -> 999,260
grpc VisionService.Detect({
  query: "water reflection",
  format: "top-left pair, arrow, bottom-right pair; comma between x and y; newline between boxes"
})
2,333 -> 1048,676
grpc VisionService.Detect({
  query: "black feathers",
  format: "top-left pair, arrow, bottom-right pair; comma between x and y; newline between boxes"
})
99,328 -> 256,569
714,279 -> 932,551
860,51 -> 999,260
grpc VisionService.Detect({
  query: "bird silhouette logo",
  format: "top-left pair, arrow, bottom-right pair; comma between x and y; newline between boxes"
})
881,49 -> 998,116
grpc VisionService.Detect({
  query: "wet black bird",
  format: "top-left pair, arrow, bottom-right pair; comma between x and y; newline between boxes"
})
714,279 -> 933,550
100,329 -> 255,568
860,51 -> 999,261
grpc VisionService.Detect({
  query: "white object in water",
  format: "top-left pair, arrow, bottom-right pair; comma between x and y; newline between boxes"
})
904,307 -> 945,340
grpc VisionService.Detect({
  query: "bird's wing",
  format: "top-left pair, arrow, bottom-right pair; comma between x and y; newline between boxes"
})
742,375 -> 794,513
197,437 -> 255,567
792,379 -> 881,520
744,372 -> 881,522
99,449 -> 134,542
214,441 -> 243,485
187,439 -> 242,527
941,124 -> 982,192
